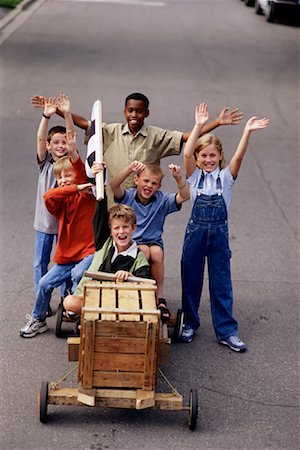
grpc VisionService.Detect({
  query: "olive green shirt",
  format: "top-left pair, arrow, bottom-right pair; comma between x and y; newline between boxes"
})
86,122 -> 183,205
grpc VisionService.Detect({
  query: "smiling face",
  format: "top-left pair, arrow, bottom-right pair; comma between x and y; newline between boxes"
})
47,132 -> 67,161
196,144 -> 223,172
124,99 -> 149,135
134,168 -> 162,204
56,168 -> 76,187
110,218 -> 136,253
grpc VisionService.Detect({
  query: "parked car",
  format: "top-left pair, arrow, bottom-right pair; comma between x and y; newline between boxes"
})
254,0 -> 300,22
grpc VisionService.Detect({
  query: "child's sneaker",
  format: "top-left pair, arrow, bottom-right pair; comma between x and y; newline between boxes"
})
218,335 -> 247,352
20,314 -> 48,338
180,325 -> 195,343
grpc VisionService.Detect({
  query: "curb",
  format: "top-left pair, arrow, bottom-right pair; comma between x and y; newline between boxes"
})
0,0 -> 38,32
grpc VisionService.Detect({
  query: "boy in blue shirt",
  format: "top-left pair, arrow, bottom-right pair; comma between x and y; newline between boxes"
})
109,160 -> 190,322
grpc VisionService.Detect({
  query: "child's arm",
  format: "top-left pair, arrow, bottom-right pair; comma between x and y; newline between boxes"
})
183,103 -> 209,178
181,107 -> 243,142
229,116 -> 270,179
168,164 -> 190,204
57,94 -> 75,136
36,97 -> 57,162
110,160 -> 145,199
31,95 -> 89,130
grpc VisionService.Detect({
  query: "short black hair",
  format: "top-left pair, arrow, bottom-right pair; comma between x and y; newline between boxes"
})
47,126 -> 66,142
125,93 -> 149,109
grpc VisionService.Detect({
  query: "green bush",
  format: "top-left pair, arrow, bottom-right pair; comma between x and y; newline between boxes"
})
0,0 -> 23,9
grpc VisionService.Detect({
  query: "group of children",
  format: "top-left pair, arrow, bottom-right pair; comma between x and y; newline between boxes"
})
20,92 -> 269,353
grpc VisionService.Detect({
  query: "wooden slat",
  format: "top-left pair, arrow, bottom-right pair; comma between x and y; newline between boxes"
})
143,322 -> 159,390
95,321 -> 147,338
140,289 -> 158,323
83,286 -> 100,321
93,353 -> 145,372
93,371 -> 144,388
67,337 -> 80,361
118,287 -> 140,321
81,320 -> 95,389
100,287 -> 118,321
94,336 -> 146,354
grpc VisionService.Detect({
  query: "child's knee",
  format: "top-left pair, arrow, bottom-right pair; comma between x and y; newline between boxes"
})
150,246 -> 164,263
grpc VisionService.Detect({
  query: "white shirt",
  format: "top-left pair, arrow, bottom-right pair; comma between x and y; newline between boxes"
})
111,241 -> 138,263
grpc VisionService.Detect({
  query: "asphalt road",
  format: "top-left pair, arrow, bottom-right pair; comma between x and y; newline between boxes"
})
0,1 -> 299,449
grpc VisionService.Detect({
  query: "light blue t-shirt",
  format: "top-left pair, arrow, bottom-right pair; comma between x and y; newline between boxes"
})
188,166 -> 235,210
116,189 -> 181,248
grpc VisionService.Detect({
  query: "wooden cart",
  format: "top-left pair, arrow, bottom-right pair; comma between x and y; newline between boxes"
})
38,273 -> 198,430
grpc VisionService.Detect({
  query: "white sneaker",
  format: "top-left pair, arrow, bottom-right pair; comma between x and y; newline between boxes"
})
219,335 -> 247,352
20,314 -> 48,338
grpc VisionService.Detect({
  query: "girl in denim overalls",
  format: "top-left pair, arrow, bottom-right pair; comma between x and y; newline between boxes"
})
180,103 -> 269,351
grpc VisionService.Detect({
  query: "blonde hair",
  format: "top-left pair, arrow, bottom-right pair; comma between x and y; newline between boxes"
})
137,163 -> 164,182
108,204 -> 136,228
194,133 -> 226,169
53,156 -> 74,178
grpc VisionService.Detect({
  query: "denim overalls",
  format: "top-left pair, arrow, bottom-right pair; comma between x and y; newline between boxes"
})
181,170 -> 238,340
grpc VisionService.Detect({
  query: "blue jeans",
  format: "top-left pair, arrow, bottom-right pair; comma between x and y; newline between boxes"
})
33,231 -> 71,297
32,254 -> 94,320
181,193 -> 238,340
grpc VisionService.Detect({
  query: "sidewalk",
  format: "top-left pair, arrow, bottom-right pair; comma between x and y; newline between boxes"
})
0,0 -> 38,31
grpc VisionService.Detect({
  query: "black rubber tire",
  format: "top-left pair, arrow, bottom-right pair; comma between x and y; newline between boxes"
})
38,382 -> 48,423
255,0 -> 263,15
244,0 -> 254,6
188,389 -> 198,431
172,309 -> 184,342
55,301 -> 64,338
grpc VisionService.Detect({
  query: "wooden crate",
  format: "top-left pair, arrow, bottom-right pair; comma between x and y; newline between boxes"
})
78,281 -> 160,392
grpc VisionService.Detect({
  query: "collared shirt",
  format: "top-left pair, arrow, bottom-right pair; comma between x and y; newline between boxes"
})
100,122 -> 183,205
111,241 -> 138,263
188,166 -> 235,210
116,188 -> 181,248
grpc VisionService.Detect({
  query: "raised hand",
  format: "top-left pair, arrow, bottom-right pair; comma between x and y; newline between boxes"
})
44,97 -> 58,118
218,107 -> 244,125
245,116 -> 270,132
57,94 -> 70,114
66,129 -> 77,155
129,160 -> 145,173
31,95 -> 47,109
195,103 -> 209,127
168,163 -> 182,181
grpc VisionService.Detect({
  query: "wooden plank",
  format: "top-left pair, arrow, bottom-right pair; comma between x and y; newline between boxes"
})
143,322 -> 159,390
93,352 -> 145,372
83,285 -> 100,321
118,287 -> 140,321
140,289 -> 158,323
81,320 -> 95,389
77,388 -> 96,406
67,337 -> 80,362
100,286 -> 118,321
93,371 -> 144,388
136,389 -> 155,409
84,281 -> 156,291
158,338 -> 171,366
154,393 -> 183,411
84,271 -> 156,285
94,336 -> 146,354
95,321 -> 147,338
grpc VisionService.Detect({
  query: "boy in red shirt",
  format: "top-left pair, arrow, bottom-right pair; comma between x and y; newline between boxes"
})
20,130 -> 96,338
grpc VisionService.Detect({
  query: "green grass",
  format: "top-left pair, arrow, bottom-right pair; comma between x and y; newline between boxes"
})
0,0 -> 23,9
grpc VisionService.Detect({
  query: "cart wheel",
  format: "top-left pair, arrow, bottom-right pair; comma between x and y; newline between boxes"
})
38,382 -> 48,423
172,309 -> 184,342
188,389 -> 198,431
55,301 -> 64,338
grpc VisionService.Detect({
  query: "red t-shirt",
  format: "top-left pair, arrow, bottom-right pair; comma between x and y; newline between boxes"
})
44,158 -> 96,264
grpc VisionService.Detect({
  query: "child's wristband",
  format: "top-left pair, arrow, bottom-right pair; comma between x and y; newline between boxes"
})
43,113 -> 51,119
